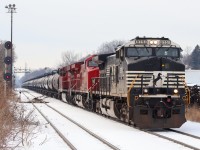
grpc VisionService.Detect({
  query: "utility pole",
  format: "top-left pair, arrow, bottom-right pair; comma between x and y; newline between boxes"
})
5,4 -> 17,88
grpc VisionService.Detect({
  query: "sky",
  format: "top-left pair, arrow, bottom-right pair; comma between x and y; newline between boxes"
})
0,0 -> 200,72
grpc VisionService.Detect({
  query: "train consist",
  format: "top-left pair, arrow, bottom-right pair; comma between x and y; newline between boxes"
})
22,37 -> 190,129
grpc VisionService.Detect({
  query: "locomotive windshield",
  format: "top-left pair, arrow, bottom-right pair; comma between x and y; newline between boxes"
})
127,47 -> 152,57
88,60 -> 98,67
126,47 -> 180,58
155,47 -> 179,57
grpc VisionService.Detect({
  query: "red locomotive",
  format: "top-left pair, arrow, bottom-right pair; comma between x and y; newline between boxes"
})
59,55 -> 99,108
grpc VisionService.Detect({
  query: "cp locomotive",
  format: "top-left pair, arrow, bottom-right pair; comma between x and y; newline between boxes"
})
22,37 -> 190,129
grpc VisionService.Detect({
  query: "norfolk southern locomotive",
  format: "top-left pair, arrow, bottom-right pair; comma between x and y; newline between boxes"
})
23,37 -> 190,129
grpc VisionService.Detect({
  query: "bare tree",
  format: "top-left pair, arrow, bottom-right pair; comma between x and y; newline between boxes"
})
182,46 -> 192,69
96,40 -> 125,54
59,50 -> 81,67
0,41 -> 5,71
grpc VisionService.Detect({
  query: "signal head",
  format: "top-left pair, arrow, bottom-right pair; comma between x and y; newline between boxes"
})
4,56 -> 12,64
4,41 -> 12,50
4,73 -> 12,81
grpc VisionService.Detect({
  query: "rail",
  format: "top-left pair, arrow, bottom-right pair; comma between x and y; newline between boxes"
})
143,130 -> 200,150
32,103 -> 77,150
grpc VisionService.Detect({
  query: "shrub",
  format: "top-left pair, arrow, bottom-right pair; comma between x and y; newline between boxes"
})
186,105 -> 200,122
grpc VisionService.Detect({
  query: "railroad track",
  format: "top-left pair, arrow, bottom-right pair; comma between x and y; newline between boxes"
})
20,89 -> 200,150
144,129 -> 200,150
166,128 -> 200,140
20,90 -> 120,150
32,103 -> 76,150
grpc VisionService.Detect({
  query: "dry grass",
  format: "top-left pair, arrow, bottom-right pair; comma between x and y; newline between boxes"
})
0,76 -> 38,149
186,105 -> 200,122
0,81 -> 15,149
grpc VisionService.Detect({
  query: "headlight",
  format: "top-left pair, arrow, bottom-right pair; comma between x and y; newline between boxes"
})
174,89 -> 178,94
153,41 -> 158,44
144,89 -> 148,94
149,40 -> 158,45
150,41 -> 154,45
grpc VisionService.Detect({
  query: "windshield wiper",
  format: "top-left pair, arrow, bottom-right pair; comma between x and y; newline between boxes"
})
165,45 -> 173,52
135,48 -> 139,55
143,44 -> 150,53
156,45 -> 163,53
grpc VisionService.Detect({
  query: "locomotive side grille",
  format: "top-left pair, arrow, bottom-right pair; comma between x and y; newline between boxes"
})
126,71 -> 153,88
163,73 -> 185,88
126,71 -> 185,88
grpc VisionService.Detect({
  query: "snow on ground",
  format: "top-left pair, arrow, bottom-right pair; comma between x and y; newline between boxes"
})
15,89 -> 198,150
35,103 -> 112,150
176,121 -> 200,137
186,70 -> 200,85
156,125 -> 200,149
14,89 -> 70,150
19,104 -> 70,150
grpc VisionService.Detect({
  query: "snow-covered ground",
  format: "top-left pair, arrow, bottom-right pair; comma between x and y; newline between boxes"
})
185,70 -> 200,85
14,89 -> 200,150
13,102 -> 70,149
34,103 -> 113,150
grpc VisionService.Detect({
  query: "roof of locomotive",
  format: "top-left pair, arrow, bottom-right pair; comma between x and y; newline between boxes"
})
92,53 -> 115,64
59,54 -> 95,70
115,36 -> 182,51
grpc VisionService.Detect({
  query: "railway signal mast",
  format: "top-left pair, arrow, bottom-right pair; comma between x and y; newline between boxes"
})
5,4 -> 17,88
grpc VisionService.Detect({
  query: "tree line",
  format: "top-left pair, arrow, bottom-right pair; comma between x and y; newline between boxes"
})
182,45 -> 200,69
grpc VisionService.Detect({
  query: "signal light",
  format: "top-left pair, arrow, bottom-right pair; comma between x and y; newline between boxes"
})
3,73 -> 12,81
3,41 -> 13,82
4,56 -> 12,64
4,41 -> 12,50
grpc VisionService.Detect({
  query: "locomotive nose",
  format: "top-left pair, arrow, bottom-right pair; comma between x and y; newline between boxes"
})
127,57 -> 184,71
127,57 -> 160,71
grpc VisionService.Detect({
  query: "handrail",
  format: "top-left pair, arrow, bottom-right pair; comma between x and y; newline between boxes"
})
127,75 -> 138,107
180,76 -> 190,105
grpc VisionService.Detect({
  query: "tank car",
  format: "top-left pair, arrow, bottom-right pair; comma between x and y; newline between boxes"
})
23,70 -> 59,97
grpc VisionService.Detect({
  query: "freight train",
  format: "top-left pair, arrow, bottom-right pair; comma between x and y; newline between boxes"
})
22,37 -> 190,129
